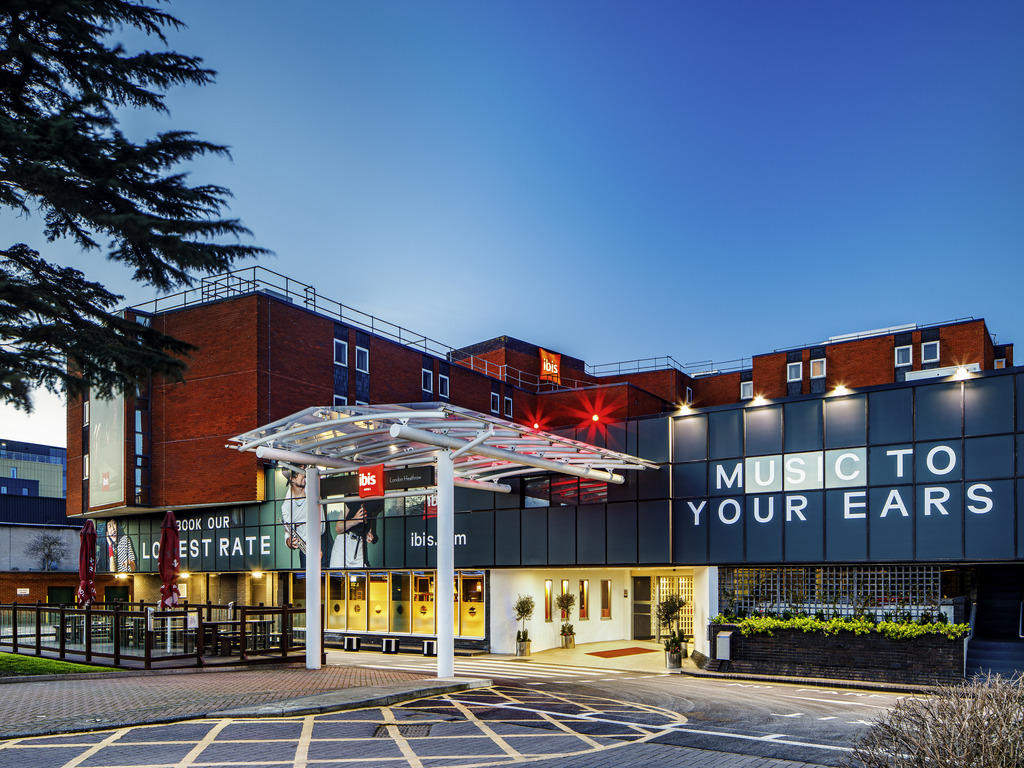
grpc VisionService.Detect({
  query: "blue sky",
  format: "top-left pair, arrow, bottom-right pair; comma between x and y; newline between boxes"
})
4,0 -> 1023,445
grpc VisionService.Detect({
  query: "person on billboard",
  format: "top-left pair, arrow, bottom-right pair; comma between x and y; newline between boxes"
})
331,501 -> 378,568
105,519 -> 136,572
280,469 -> 326,566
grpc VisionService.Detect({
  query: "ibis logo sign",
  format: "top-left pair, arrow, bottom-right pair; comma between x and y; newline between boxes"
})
358,465 -> 384,498
539,349 -> 561,385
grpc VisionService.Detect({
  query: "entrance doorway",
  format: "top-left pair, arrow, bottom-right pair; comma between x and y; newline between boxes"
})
632,577 -> 652,639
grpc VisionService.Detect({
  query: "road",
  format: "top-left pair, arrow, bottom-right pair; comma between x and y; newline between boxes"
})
0,654 -> 908,767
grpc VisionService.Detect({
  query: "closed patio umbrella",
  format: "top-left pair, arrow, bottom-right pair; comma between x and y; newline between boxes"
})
158,511 -> 180,610
76,520 -> 97,608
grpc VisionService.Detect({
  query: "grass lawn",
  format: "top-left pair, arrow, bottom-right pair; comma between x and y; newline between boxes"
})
0,653 -> 110,677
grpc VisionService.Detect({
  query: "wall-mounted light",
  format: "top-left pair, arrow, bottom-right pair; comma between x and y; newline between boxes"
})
180,572 -> 191,579
752,395 -> 766,405
252,571 -> 263,579
954,366 -> 971,380
833,385 -> 849,395
592,414 -> 600,422
115,573 -> 128,580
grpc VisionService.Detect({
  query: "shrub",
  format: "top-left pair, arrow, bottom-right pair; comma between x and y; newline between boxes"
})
849,674 -> 1024,767
709,615 -> 969,641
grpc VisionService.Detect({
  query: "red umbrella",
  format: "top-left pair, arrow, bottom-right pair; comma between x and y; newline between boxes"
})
76,520 -> 97,608
158,511 -> 181,610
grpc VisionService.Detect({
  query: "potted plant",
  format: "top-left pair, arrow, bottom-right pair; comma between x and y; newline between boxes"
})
513,594 -> 534,656
555,591 -> 576,649
656,595 -> 687,668
663,630 -> 684,669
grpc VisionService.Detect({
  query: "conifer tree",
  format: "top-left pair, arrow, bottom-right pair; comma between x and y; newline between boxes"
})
0,0 -> 269,410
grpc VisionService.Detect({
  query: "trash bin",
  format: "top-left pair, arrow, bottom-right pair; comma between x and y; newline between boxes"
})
382,637 -> 399,654
422,640 -> 437,656
344,636 -> 361,652
716,630 -> 732,661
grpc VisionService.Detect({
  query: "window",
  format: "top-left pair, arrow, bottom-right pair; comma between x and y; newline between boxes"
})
438,374 -> 450,398
490,392 -> 500,414
9,467 -> 15,479
355,346 -> 369,373
740,381 -> 753,400
921,341 -> 940,364
83,454 -> 89,480
579,580 -> 589,620
895,345 -> 912,367
333,395 -> 348,407
810,359 -> 826,379
21,488 -> 27,496
421,368 -> 432,394
600,579 -> 612,619
333,339 -> 348,367
355,400 -> 368,406
787,362 -> 802,382
560,579 -> 570,619
995,359 -> 1006,369
504,395 -> 513,418
83,400 -> 90,426
0,487 -> 5,494
544,580 -> 553,622
685,387 -> 693,406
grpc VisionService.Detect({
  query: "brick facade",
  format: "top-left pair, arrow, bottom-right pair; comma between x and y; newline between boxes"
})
707,624 -> 963,685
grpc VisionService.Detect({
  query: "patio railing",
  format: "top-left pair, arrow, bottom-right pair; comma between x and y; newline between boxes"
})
0,601 -> 310,669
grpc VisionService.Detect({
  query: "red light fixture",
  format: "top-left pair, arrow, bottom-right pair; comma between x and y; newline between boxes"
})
533,423 -> 539,429
592,414 -> 599,422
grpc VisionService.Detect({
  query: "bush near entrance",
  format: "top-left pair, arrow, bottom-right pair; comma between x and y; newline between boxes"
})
712,614 -> 970,641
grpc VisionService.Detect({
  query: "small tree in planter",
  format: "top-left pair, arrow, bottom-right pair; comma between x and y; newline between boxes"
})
555,591 -> 576,648
513,594 -> 534,656
656,595 -> 687,668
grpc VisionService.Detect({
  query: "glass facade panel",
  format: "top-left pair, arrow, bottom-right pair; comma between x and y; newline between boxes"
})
460,572 -> 485,637
412,573 -> 435,634
346,573 -> 367,631
326,573 -> 346,630
367,573 -> 388,632
390,572 -> 411,633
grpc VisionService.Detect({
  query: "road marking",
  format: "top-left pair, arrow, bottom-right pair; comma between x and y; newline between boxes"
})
381,707 -> 424,768
57,727 -> 130,768
447,697 -> 526,762
778,694 -> 893,710
818,716 -> 838,721
665,724 -> 854,754
290,715 -> 315,768
770,713 -> 804,718
761,733 -> 787,740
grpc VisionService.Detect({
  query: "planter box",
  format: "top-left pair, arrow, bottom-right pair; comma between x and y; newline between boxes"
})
706,623 -> 963,685
516,641 -> 531,657
560,635 -> 575,649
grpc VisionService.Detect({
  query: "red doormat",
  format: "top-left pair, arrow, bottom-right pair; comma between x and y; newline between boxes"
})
587,647 -> 658,659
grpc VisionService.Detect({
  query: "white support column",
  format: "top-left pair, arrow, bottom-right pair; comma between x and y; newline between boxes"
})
305,466 -> 322,670
436,450 -> 455,678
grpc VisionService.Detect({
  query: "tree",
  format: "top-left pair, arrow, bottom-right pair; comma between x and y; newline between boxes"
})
25,531 -> 70,570
0,0 -> 269,411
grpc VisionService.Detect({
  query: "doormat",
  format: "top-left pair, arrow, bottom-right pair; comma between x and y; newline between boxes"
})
587,647 -> 658,659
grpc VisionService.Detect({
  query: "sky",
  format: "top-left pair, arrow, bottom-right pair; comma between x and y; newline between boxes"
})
3,0 -> 1023,446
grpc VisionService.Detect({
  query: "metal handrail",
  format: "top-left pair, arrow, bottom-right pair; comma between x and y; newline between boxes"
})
1019,601 -> 1023,639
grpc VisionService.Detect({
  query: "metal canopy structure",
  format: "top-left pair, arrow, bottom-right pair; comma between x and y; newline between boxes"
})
229,403 -> 659,676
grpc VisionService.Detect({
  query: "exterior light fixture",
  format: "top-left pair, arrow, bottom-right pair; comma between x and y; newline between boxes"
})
180,572 -> 191,579
833,385 -> 849,395
115,573 -> 128,580
592,414 -> 600,422
252,571 -> 263,579
954,367 -> 971,380
752,396 -> 766,405
533,423 -> 539,429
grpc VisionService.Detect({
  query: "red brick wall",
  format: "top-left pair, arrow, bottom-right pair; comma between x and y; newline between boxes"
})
150,296 -> 263,507
265,298 -> 334,420
0,572 -> 125,605
694,371 -> 742,407
368,337 -> 426,404
598,369 -> 690,405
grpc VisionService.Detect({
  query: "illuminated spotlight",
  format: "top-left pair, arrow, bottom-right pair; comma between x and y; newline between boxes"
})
752,395 -> 766,405
677,404 -> 692,414
180,572 -> 191,579
954,366 -> 971,380
833,385 -> 850,395
592,414 -> 600,421
533,423 -> 540,429
252,571 -> 264,579
115,573 -> 128,580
